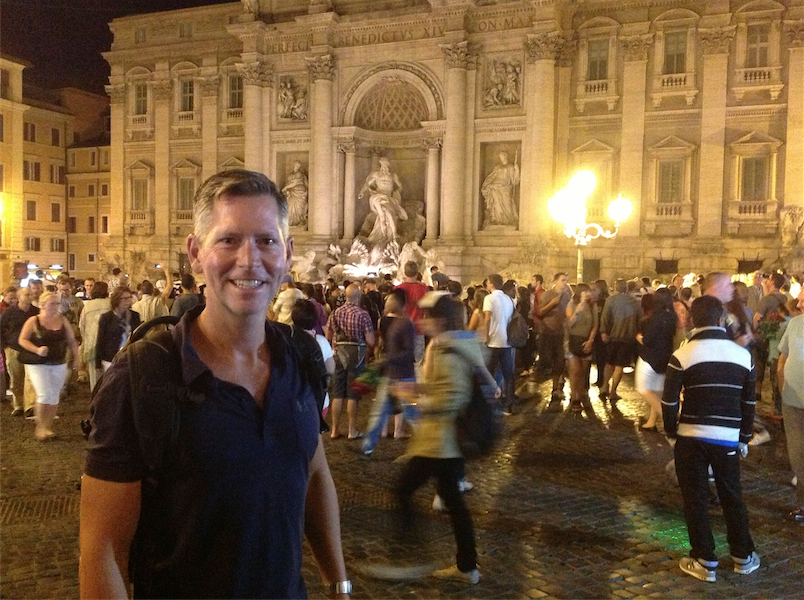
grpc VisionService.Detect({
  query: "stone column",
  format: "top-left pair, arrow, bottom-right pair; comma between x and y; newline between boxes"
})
463,50 -> 479,238
522,33 -> 562,236
424,137 -> 442,243
306,54 -> 336,239
696,27 -> 735,237
339,142 -> 357,241
261,80 -> 273,178
618,34 -> 653,237
105,84 -> 127,245
200,75 -> 219,182
151,80 -> 172,240
555,41 -> 576,184
440,42 -> 474,240
785,21 -> 804,212
237,61 -> 268,171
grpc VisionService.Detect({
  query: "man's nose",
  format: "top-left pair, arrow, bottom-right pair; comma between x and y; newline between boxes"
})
237,239 -> 260,266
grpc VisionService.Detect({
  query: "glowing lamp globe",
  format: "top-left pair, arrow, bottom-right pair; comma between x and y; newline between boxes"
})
607,194 -> 633,224
567,170 -> 597,199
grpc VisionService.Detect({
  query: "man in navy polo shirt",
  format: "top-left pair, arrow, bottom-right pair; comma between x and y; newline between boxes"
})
79,170 -> 350,599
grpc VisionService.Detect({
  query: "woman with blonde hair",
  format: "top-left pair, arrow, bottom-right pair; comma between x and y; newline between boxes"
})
17,291 -> 80,440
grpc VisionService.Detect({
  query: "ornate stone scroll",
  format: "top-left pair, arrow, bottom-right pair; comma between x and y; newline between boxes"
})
200,75 -> 220,97
700,27 -> 736,55
440,41 -> 480,69
105,84 -> 126,104
785,20 -> 804,47
525,32 -> 565,62
620,34 -> 653,62
306,54 -> 336,81
150,81 -> 172,101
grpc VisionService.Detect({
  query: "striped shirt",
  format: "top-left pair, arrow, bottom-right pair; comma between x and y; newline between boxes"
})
662,326 -> 756,447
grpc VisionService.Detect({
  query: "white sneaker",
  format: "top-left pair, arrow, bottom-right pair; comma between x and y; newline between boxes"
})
733,551 -> 760,575
432,565 -> 479,585
679,557 -> 716,582
432,495 -> 445,512
459,479 -> 474,493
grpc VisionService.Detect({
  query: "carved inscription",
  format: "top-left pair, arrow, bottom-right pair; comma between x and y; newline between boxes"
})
267,39 -> 311,54
470,15 -> 531,34
336,25 -> 444,48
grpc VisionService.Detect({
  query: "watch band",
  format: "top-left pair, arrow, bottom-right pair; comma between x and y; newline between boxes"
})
329,580 -> 352,595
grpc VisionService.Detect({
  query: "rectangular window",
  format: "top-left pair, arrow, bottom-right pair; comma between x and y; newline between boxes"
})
68,253 -> 76,271
229,75 -> 243,109
23,160 -> 41,181
746,24 -> 770,69
51,127 -> 60,147
50,238 -> 65,253
179,23 -> 192,38
88,184 -> 96,197
23,121 -> 36,142
0,114 -> 4,141
587,39 -> 609,81
742,157 -> 768,201
50,164 -> 57,183
102,149 -> 110,166
658,161 -> 683,203
88,253 -> 96,263
135,28 -> 146,44
68,185 -> 76,198
25,237 -> 41,252
58,165 -> 65,184
134,82 -> 148,115
0,163 -> 4,191
51,202 -> 61,223
90,151 -> 96,166
67,216 -> 77,233
0,69 -> 8,99
26,200 -> 36,221
132,178 -> 148,211
101,183 -> 109,196
664,31 -> 687,74
177,177 -> 196,211
69,152 -> 76,167
180,80 -> 194,113
88,215 -> 96,234
101,215 -> 109,234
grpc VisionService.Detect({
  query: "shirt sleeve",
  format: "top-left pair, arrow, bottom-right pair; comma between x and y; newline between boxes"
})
482,294 -> 492,313
84,353 -> 147,483
661,355 -> 683,437
777,319 -> 792,356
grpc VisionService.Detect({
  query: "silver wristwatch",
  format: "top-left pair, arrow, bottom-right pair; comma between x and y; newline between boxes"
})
329,580 -> 352,595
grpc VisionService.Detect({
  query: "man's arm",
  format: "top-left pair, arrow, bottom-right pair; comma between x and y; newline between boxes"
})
661,356 -> 684,438
777,353 -> 787,394
79,475 -> 141,599
739,359 -> 757,444
304,438 -> 348,598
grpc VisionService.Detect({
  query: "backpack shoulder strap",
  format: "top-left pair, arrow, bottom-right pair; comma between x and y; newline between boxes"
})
124,329 -> 185,476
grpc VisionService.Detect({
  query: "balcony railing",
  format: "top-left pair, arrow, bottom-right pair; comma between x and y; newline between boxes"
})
225,108 -> 243,120
651,72 -> 698,107
132,115 -> 148,125
655,203 -> 683,217
575,78 -> 619,112
736,201 -> 770,216
732,65 -> 784,101
177,111 -> 195,122
130,210 -> 148,221
659,73 -> 687,88
175,210 -> 193,221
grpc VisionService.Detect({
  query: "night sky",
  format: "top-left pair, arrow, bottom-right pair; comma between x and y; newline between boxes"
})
1,0 -> 233,94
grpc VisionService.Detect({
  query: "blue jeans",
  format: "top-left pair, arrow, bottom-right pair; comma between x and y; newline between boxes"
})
364,376 -> 417,453
486,346 -> 515,409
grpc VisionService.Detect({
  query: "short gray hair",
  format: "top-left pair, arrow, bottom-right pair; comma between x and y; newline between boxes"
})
193,169 -> 288,246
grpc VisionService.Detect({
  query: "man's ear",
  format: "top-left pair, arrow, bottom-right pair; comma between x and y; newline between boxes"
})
187,234 -> 204,274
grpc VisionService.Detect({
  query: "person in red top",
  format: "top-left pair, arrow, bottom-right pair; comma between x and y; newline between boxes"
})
395,261 -> 429,371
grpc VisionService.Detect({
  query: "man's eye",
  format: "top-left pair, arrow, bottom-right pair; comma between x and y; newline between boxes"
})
257,237 -> 277,246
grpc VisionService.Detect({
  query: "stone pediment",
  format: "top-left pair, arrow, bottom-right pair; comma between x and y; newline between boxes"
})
571,139 -> 615,155
125,159 -> 153,172
731,130 -> 782,148
219,156 -> 245,170
170,158 -> 201,172
652,8 -> 700,27
651,135 -> 696,151
735,0 -> 786,16
579,17 -> 620,32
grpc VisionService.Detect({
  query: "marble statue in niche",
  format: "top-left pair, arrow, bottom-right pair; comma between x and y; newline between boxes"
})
481,150 -> 520,228
282,161 -> 309,227
483,58 -> 522,108
357,157 -> 408,247
278,76 -> 308,121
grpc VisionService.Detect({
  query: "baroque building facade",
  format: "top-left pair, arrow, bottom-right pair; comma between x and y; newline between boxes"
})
102,0 -> 804,283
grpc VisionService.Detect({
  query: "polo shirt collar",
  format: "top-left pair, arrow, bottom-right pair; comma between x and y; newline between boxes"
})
689,326 -> 729,341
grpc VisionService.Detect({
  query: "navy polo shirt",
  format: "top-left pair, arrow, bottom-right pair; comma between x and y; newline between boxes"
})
85,311 -> 321,599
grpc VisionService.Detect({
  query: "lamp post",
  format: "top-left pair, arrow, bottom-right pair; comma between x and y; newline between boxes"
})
548,170 -> 633,283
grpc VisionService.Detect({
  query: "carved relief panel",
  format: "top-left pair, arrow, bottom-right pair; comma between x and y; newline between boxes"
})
277,75 -> 309,122
482,55 -> 523,110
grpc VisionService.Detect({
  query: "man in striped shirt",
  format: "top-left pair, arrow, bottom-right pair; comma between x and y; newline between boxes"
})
662,294 -> 760,583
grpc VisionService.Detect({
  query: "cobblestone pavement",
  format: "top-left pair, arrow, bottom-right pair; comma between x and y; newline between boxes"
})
1,370 -> 801,599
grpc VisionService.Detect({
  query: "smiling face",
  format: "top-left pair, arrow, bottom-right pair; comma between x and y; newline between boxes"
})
187,193 -> 293,321
42,295 -> 61,317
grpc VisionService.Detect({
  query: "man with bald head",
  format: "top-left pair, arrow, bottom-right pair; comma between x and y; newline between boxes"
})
326,283 -> 376,439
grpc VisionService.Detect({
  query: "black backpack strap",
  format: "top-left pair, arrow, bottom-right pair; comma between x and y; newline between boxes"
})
130,315 -> 181,345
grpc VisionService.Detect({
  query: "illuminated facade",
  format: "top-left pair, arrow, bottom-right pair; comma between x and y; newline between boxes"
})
102,0 -> 804,283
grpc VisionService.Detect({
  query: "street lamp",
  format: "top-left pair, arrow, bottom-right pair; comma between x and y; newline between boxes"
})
548,170 -> 633,283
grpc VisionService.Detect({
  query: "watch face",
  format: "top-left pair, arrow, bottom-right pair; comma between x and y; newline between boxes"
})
331,580 -> 352,595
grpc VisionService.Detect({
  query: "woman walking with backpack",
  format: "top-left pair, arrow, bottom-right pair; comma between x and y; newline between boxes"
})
392,292 -> 498,585
17,291 -> 80,440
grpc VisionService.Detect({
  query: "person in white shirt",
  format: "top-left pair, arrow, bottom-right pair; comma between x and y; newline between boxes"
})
483,273 -> 515,414
270,275 -> 304,325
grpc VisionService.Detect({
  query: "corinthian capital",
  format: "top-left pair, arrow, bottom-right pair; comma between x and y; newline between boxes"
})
306,54 -> 336,81
785,20 -> 804,48
700,26 -> 735,55
151,81 -> 172,101
440,41 -> 480,70
556,36 -> 578,67
620,34 -> 654,62
237,61 -> 272,86
525,32 -> 564,63
105,84 -> 127,104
